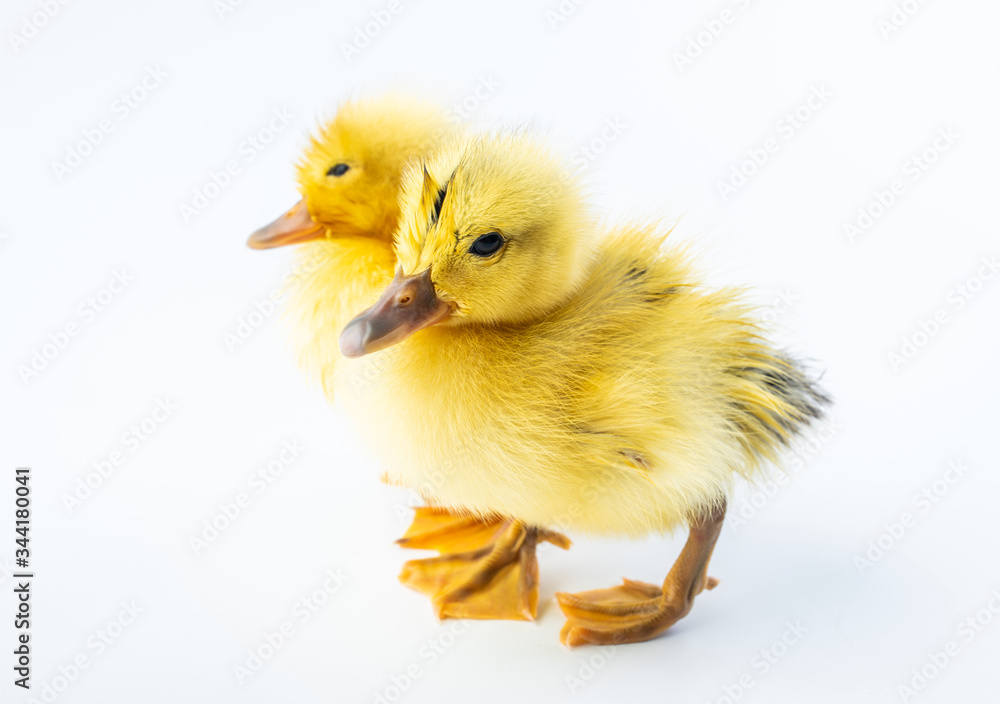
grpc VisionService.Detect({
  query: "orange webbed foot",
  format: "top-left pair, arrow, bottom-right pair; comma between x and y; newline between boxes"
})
555,575 -> 718,646
398,507 -> 570,621
556,504 -> 726,647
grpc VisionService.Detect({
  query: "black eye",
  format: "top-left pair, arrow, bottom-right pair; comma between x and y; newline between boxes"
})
468,232 -> 504,257
327,163 -> 349,177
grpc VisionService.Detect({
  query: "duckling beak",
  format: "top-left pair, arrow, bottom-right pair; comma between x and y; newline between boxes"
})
247,200 -> 325,249
340,269 -> 451,358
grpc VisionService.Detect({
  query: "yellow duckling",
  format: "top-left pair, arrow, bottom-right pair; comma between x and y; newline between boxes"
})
247,93 -> 455,394
336,130 -> 829,646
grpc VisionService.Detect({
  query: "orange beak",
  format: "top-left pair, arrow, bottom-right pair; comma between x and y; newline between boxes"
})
247,200 -> 325,249
340,269 -> 452,358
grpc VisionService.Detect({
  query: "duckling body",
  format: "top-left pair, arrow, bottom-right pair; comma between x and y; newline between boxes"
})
341,224 -> 821,537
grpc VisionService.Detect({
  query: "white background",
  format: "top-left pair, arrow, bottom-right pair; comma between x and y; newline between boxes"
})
2,0 -> 999,702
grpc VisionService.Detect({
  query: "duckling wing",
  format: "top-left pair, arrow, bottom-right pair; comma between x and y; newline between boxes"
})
563,223 -> 830,470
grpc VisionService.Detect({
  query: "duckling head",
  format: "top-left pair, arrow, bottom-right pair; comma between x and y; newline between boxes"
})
340,131 -> 593,357
247,94 -> 451,249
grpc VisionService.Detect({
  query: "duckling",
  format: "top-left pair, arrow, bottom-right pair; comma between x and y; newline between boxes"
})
336,130 -> 829,645
247,97 -> 568,619
247,94 -> 454,394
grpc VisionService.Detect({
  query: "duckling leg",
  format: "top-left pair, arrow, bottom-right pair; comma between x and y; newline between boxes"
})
555,502 -> 725,646
397,508 -> 571,621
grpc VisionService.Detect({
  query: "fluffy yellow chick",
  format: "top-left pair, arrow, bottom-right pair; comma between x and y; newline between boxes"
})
335,130 -> 829,645
247,94 -> 455,394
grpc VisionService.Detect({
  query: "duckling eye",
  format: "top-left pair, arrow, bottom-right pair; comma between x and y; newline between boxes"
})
327,163 -> 350,177
468,232 -> 504,257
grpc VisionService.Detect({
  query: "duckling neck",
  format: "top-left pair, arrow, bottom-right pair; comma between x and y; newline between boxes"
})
287,235 -> 398,395
298,236 -> 395,285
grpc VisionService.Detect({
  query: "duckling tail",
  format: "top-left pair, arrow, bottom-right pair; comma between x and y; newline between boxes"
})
727,352 -> 832,464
